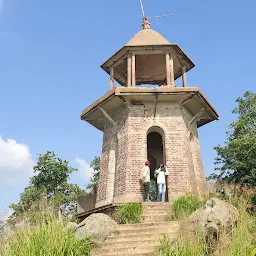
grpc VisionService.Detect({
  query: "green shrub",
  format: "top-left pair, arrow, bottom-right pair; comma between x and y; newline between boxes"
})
116,203 -> 143,224
0,216 -> 94,256
169,194 -> 203,220
157,233 -> 208,256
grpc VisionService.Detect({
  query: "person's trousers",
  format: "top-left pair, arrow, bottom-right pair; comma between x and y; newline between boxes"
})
144,182 -> 150,201
157,183 -> 166,202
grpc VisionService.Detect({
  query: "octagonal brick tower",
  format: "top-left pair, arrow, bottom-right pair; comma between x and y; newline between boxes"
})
81,20 -> 219,208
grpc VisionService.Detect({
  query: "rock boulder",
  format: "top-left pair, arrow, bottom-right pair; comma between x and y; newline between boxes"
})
189,198 -> 238,237
74,213 -> 118,243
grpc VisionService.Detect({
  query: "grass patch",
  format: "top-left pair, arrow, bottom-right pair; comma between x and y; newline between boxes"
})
116,203 -> 143,224
157,233 -> 208,256
167,193 -> 203,220
0,215 -> 94,256
156,195 -> 256,256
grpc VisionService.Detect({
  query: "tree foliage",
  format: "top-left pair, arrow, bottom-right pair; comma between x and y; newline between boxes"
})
9,151 -> 85,224
86,156 -> 100,190
210,91 -> 256,186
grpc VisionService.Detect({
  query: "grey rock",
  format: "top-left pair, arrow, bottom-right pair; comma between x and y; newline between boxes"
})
74,213 -> 118,243
189,198 -> 238,237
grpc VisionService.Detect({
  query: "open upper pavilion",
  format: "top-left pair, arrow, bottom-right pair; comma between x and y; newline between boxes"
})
101,19 -> 194,88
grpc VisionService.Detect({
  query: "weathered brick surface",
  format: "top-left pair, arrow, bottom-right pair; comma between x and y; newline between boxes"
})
96,101 -> 207,207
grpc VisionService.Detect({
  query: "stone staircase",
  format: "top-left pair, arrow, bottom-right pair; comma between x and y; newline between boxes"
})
91,202 -> 180,256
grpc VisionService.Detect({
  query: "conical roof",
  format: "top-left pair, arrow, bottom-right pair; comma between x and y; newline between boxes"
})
125,29 -> 171,46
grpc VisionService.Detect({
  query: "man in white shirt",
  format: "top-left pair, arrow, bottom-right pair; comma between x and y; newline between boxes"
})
141,161 -> 151,202
155,164 -> 169,202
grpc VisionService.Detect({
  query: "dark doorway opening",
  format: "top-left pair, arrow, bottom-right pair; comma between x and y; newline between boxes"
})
147,132 -> 164,177
147,130 -> 166,202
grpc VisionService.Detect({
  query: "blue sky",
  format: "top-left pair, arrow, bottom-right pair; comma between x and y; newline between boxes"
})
0,0 -> 255,217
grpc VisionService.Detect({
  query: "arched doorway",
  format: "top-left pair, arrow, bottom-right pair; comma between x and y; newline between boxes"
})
147,127 -> 166,201
147,127 -> 165,176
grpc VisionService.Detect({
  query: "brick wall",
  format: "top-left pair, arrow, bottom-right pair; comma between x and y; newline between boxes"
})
96,100 -> 207,207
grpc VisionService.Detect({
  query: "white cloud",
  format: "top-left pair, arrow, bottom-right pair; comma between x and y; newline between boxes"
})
75,158 -> 93,182
0,137 -> 34,184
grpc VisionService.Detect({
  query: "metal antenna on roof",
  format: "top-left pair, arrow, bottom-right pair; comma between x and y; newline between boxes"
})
139,0 -> 145,18
139,0 -> 176,29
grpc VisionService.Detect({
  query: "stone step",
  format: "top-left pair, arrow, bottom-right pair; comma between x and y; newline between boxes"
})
91,221 -> 180,256
143,209 -> 170,214
115,225 -> 179,236
142,217 -> 167,223
141,213 -> 167,219
142,202 -> 170,206
141,215 -> 168,223
118,221 -> 179,231
142,206 -> 170,209
143,208 -> 170,212
92,243 -> 156,255
107,231 -> 176,242
99,238 -> 155,248
143,210 -> 169,214
142,203 -> 170,209
92,249 -> 152,256
143,208 -> 170,213
92,253 -> 148,256
142,220 -> 169,224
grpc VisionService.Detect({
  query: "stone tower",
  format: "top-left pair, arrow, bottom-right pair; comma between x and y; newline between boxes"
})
81,19 -> 218,208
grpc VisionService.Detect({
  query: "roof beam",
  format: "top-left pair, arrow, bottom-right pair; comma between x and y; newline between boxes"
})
113,53 -> 128,68
189,107 -> 206,126
180,92 -> 196,106
98,107 -> 117,126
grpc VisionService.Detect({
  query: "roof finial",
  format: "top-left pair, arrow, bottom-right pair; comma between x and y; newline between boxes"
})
139,0 -> 175,30
142,17 -> 151,29
139,0 -> 150,29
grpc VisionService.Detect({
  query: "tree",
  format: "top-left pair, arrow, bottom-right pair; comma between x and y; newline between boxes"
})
210,91 -> 256,186
9,151 -> 85,224
8,186 -> 43,224
86,156 -> 100,190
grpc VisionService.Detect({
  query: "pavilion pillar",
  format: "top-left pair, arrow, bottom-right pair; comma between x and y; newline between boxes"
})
110,66 -> 114,90
131,53 -> 136,87
166,52 -> 171,87
182,67 -> 187,87
170,55 -> 175,86
127,54 -> 132,87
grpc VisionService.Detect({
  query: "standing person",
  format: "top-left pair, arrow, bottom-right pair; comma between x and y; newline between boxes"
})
155,164 -> 169,202
141,161 -> 151,202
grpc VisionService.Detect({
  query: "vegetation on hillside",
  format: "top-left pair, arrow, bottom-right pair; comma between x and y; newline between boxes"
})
0,213 -> 93,256
8,151 -> 85,225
